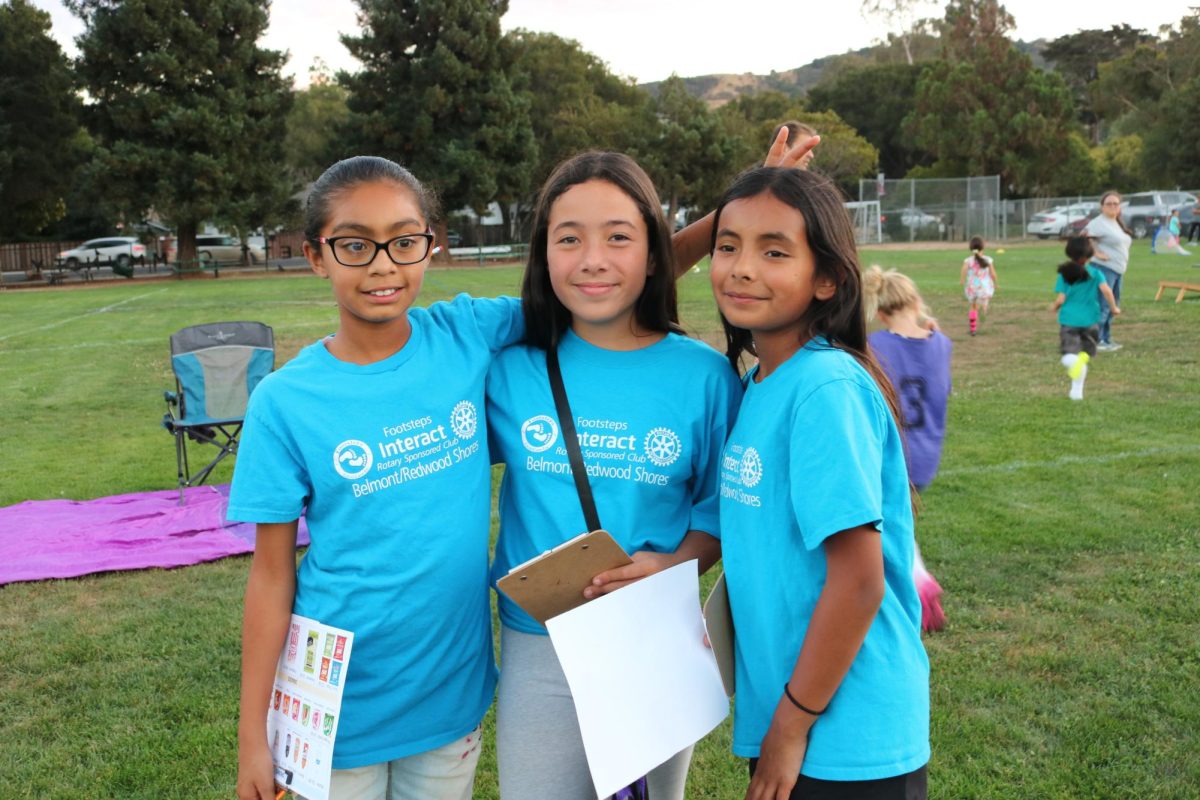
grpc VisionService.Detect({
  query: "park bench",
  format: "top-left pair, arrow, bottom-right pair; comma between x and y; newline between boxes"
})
1154,280 -> 1200,302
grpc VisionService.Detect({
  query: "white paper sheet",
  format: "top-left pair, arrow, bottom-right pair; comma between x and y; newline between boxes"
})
546,560 -> 730,799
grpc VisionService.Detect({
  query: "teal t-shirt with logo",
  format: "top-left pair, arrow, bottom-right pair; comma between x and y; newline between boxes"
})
227,293 -> 522,769
486,329 -> 742,635
718,339 -> 929,780
1056,265 -> 1105,327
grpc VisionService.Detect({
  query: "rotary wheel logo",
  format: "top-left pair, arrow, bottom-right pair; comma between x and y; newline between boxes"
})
333,440 -> 373,480
643,427 -> 682,467
450,400 -> 478,439
740,447 -> 763,488
521,415 -> 558,452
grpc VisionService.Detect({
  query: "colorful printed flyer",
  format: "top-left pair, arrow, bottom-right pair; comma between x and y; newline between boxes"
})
266,615 -> 354,800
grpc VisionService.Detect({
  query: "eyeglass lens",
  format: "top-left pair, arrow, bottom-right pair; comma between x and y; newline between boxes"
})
333,235 -> 430,266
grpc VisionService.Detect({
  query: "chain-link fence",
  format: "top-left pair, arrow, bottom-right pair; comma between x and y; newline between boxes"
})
860,176 -> 1002,243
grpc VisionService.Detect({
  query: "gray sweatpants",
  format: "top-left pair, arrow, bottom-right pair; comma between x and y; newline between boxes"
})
496,625 -> 693,800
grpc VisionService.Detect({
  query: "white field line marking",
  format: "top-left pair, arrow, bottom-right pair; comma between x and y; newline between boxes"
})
940,444 -> 1200,477
0,320 -> 333,354
0,289 -> 168,342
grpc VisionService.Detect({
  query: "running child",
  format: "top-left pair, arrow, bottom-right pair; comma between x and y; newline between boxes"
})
230,156 -> 524,800
960,236 -> 997,336
864,265 -> 952,633
710,167 -> 929,799
1051,236 -> 1121,401
487,151 -> 742,799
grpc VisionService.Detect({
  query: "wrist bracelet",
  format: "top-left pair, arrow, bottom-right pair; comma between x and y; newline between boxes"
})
783,683 -> 827,716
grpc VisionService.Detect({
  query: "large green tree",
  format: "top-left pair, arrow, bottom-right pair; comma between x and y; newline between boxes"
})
338,0 -> 535,248
906,0 -> 1081,195
284,60 -> 351,187
644,75 -> 740,227
1042,25 -> 1154,142
503,29 -> 654,236
806,62 -> 929,178
69,0 -> 293,263
0,0 -> 85,239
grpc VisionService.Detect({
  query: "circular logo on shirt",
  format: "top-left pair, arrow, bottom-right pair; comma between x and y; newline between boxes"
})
521,415 -> 559,452
643,427 -> 682,467
740,447 -> 763,488
451,400 -> 478,439
333,440 -> 373,480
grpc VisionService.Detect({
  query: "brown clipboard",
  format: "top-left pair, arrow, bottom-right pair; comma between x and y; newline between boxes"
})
703,571 -> 736,697
496,529 -> 633,624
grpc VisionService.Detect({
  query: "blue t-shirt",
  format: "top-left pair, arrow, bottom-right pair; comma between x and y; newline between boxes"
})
718,339 -> 929,780
868,330 -> 952,489
1056,265 -> 1105,328
227,294 -> 522,769
486,329 -> 742,635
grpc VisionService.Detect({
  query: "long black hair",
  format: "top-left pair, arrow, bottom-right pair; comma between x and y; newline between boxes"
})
710,167 -> 903,427
1059,235 -> 1094,285
521,151 -> 681,350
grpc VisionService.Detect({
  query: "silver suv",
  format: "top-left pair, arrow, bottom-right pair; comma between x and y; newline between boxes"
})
1121,191 -> 1198,238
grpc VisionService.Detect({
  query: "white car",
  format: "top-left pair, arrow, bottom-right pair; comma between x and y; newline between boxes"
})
56,237 -> 146,270
196,234 -> 266,265
1027,202 -> 1100,239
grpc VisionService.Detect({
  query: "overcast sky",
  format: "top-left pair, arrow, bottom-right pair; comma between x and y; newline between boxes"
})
32,0 -> 1197,88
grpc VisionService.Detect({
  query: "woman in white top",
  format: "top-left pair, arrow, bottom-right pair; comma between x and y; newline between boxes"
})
1084,191 -> 1133,351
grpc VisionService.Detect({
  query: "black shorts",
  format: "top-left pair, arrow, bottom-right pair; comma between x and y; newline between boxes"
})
747,761 -> 928,800
1060,324 -> 1099,357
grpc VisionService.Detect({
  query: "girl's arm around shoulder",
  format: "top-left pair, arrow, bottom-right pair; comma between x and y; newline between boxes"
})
237,522 -> 298,800
427,293 -> 525,354
748,525 -> 884,800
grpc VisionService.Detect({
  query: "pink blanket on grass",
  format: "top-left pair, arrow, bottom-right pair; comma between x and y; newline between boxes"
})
0,485 -> 309,585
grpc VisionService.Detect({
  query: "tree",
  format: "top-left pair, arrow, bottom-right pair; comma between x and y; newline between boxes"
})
504,30 -> 647,190
1042,25 -> 1154,142
860,0 -> 939,65
503,29 -> 653,237
0,0 -> 85,239
337,0 -> 535,250
284,62 -> 351,185
640,75 -> 741,227
716,92 -> 879,199
69,0 -> 293,263
906,0 -> 1082,195
806,62 -> 930,177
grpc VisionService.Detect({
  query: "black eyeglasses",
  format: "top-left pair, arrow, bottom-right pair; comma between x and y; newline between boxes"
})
311,232 -> 435,267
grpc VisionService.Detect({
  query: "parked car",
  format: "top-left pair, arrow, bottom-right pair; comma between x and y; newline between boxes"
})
195,234 -> 266,265
1061,207 -> 1102,238
1120,191 -> 1198,238
1027,202 -> 1100,239
55,237 -> 146,271
897,207 -> 941,227
445,230 -> 463,247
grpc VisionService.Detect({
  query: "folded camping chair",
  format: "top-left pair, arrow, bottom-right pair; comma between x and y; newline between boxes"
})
162,322 -> 274,502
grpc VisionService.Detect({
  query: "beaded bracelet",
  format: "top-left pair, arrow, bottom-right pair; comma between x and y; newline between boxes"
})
783,683 -> 827,716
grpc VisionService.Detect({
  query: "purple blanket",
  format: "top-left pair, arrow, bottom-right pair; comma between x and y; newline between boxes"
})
0,485 -> 309,585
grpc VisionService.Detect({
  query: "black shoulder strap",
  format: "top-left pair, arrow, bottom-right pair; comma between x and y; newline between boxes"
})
546,345 -> 602,533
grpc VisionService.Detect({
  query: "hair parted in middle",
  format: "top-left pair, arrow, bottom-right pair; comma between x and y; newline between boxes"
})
709,166 -> 903,427
520,151 -> 681,350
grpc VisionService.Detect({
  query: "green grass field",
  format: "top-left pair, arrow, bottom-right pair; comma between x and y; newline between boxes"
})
1,242 -> 1198,799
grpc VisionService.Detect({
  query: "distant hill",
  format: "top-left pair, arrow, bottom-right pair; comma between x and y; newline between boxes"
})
641,39 -> 1050,108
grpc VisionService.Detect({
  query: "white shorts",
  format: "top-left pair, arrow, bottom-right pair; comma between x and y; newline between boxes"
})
328,725 -> 483,800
